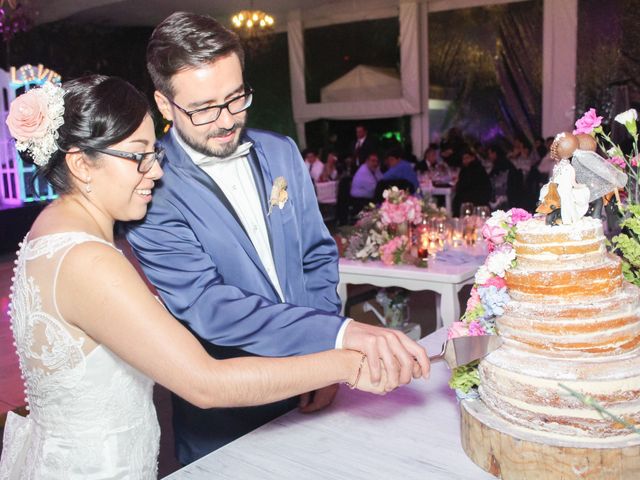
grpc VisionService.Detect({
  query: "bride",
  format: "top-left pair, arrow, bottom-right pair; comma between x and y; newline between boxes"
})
0,76 -> 419,479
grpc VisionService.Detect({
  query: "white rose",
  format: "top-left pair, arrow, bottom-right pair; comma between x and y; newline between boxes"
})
614,109 -> 638,126
486,249 -> 516,277
486,210 -> 509,228
474,265 -> 492,285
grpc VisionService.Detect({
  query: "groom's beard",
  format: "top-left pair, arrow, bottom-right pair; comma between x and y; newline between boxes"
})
176,118 -> 246,158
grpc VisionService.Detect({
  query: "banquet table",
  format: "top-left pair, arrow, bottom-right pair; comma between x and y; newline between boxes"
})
424,185 -> 454,216
164,327 -> 495,480
338,246 -> 485,328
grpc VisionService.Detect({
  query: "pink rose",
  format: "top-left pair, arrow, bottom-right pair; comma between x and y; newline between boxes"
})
483,276 -> 507,289
380,236 -> 408,265
468,321 -> 486,336
481,223 -> 507,245
632,156 -> 639,168
509,208 -> 532,224
608,156 -> 626,169
447,321 -> 468,340
466,287 -> 480,310
573,108 -> 602,135
6,88 -> 50,142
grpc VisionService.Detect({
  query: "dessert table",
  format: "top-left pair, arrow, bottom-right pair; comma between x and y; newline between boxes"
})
164,327 -> 495,480
338,246 -> 485,328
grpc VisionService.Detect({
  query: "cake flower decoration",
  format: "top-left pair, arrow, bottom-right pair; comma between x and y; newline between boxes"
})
573,108 -> 603,135
573,107 -> 640,286
447,207 -> 531,396
6,82 -> 65,167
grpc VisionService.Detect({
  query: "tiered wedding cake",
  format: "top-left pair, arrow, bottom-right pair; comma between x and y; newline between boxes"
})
462,216 -> 640,478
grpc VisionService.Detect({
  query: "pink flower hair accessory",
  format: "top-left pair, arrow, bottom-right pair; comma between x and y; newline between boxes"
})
6,82 -> 65,167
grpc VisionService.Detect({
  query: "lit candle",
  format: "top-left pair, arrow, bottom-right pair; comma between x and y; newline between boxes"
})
418,231 -> 429,259
416,221 -> 429,260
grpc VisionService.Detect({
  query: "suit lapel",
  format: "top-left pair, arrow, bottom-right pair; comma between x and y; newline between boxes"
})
248,137 -> 289,293
247,147 -> 270,220
162,133 -> 270,283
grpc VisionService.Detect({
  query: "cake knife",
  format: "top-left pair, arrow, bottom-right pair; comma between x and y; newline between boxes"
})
429,335 -> 503,369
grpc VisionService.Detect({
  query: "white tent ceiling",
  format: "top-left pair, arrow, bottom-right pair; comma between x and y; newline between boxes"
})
33,0 -> 394,27
29,0 -> 577,153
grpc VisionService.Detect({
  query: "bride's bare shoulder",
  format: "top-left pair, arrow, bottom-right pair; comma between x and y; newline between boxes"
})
29,200 -> 104,240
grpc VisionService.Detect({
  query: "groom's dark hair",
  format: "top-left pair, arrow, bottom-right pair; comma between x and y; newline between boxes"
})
147,11 -> 245,97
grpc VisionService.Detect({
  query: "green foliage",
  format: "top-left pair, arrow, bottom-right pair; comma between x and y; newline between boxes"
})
611,205 -> 640,287
449,361 -> 481,393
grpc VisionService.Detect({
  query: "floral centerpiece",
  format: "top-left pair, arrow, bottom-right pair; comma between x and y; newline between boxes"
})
339,187 -> 446,266
447,208 -> 532,396
573,107 -> 640,286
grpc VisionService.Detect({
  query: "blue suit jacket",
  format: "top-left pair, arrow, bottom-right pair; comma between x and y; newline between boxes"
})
125,129 -> 345,462
126,128 -> 345,356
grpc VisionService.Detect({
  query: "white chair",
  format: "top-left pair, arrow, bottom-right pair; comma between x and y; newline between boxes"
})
315,180 -> 338,223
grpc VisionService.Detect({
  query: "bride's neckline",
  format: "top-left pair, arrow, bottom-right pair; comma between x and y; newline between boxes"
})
25,231 -> 114,247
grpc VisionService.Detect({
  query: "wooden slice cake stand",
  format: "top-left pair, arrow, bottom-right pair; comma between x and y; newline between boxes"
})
461,399 -> 640,479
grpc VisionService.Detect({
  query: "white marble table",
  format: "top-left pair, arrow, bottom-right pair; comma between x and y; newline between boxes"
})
338,248 -> 485,328
164,328 -> 495,480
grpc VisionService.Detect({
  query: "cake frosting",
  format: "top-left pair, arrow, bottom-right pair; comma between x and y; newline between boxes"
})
479,216 -> 640,443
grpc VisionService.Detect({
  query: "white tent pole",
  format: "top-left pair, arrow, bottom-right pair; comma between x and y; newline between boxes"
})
411,0 -> 430,158
295,122 -> 307,149
287,9 -> 307,147
542,0 -> 577,136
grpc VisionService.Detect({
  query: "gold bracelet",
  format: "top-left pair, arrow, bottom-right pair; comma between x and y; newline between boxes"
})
345,352 -> 367,389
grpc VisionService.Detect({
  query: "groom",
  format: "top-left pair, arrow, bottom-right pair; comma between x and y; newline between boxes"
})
126,11 -> 429,465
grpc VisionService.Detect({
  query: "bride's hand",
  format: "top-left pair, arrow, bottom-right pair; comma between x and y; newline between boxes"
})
354,358 -> 389,394
347,354 -> 411,395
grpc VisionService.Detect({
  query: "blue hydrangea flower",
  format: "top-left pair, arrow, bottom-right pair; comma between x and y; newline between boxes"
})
478,285 -> 510,317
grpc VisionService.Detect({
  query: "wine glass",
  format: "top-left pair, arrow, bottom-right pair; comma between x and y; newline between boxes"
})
449,217 -> 463,248
474,206 -> 491,226
460,202 -> 474,218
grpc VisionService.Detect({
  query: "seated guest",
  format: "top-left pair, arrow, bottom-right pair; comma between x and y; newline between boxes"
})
452,148 -> 492,216
508,136 -> 539,177
486,144 -> 525,210
439,127 -> 465,168
350,152 -> 383,216
416,143 -> 450,184
318,150 -> 339,183
382,146 -> 419,191
302,148 -> 324,183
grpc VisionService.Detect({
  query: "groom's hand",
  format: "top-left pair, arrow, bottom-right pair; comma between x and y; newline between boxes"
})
342,321 -> 430,386
298,384 -> 339,413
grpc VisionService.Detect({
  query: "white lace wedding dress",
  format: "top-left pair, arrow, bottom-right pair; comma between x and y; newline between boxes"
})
0,232 -> 160,479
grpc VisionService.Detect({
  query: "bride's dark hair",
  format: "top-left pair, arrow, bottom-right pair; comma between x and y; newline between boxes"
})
36,75 -> 150,193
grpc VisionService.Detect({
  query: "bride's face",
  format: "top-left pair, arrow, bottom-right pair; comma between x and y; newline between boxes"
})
90,115 -> 164,222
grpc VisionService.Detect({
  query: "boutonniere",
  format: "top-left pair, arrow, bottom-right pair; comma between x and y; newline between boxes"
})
268,176 -> 288,215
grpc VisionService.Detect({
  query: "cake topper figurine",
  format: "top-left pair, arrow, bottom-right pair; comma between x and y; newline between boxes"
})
537,132 -> 590,225
536,132 -> 627,226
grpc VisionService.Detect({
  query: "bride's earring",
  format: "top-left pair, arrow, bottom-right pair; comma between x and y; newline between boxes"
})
85,176 -> 92,193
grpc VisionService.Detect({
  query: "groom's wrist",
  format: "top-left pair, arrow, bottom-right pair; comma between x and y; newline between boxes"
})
335,318 -> 353,349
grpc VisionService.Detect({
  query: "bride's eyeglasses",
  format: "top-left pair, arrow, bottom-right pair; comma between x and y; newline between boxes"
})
92,145 -> 165,173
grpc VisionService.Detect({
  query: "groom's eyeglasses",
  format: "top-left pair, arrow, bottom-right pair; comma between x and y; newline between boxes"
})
92,144 -> 165,173
168,85 -> 254,126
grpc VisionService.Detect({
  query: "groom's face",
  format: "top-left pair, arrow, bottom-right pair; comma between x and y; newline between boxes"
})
155,53 -> 247,158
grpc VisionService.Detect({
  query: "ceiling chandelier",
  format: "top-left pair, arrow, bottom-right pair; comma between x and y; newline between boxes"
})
231,10 -> 274,37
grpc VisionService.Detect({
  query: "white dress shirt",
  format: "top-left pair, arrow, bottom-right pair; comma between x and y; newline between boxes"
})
172,130 -> 351,347
305,158 -> 324,183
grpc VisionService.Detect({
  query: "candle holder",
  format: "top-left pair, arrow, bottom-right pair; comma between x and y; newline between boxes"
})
463,216 -> 477,246
416,220 -> 430,264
